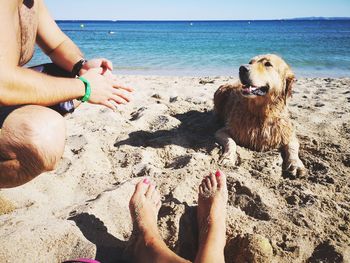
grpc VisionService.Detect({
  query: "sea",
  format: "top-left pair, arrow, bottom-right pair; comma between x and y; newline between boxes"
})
29,20 -> 350,77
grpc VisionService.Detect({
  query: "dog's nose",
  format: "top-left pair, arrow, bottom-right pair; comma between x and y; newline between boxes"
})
239,65 -> 250,74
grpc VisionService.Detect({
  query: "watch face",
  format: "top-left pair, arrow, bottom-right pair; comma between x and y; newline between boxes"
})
72,59 -> 87,77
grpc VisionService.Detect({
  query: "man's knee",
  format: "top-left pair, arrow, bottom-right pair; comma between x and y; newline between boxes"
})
1,106 -> 66,173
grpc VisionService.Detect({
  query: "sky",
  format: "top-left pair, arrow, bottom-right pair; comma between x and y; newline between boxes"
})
45,0 -> 350,20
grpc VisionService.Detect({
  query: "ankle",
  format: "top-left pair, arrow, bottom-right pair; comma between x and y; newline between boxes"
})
142,230 -> 163,248
198,227 -> 226,248
199,235 -> 226,249
195,247 -> 225,263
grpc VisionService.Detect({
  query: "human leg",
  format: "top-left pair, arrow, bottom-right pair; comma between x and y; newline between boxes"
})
195,171 -> 228,263
0,105 -> 66,188
129,179 -> 190,263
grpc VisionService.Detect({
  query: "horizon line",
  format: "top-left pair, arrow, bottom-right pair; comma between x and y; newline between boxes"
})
55,17 -> 350,22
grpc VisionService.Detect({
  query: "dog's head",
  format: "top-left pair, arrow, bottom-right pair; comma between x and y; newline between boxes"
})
239,54 -> 294,105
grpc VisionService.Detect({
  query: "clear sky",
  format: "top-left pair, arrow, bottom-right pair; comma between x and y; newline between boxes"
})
45,0 -> 350,20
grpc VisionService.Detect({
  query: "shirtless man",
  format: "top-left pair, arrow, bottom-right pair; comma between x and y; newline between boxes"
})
0,0 -> 132,188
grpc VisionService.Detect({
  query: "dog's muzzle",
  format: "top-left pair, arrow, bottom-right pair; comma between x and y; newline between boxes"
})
239,65 -> 269,96
239,64 -> 251,84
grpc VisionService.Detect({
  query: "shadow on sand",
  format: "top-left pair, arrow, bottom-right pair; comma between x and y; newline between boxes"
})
114,110 -> 222,153
68,213 -> 128,263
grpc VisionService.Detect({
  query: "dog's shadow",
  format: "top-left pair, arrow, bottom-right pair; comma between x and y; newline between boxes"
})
115,110 -> 222,152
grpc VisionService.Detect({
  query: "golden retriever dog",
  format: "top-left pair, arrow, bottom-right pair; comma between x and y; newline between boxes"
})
214,54 -> 305,177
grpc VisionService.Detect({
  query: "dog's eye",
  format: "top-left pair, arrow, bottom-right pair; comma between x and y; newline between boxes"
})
264,61 -> 273,67
248,61 -> 253,65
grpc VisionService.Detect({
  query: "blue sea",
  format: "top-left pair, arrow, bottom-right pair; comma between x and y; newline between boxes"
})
29,20 -> 350,77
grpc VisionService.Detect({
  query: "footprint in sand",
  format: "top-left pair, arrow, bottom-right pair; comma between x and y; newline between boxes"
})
342,154 -> 350,167
285,192 -> 316,207
314,102 -> 325,107
67,134 -> 88,156
308,241 -> 344,263
227,179 -> 271,221
165,155 -> 192,169
130,105 -> 168,122
55,157 -> 72,175
130,107 -> 147,121
307,160 -> 335,185
54,135 -> 88,175
149,115 -> 170,131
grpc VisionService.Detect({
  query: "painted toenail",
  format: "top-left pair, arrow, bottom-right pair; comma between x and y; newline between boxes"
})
215,170 -> 221,177
143,178 -> 150,184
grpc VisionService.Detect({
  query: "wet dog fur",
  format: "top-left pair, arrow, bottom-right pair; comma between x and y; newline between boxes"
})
214,54 -> 305,177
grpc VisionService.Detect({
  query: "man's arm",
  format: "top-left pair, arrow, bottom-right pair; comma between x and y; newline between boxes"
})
36,0 -> 84,72
36,0 -> 114,75
0,67 -> 86,107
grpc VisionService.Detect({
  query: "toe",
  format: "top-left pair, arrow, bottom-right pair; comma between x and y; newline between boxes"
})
201,179 -> 208,190
156,201 -> 162,211
129,178 -> 150,209
199,185 -> 204,195
209,172 -> 218,190
132,178 -> 150,198
145,184 -> 156,198
152,189 -> 161,204
205,178 -> 213,190
215,170 -> 227,190
204,178 -> 211,192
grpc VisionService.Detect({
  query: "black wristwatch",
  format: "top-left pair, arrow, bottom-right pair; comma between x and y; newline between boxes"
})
71,59 -> 87,77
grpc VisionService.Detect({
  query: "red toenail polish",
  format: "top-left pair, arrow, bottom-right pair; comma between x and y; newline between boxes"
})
215,170 -> 221,177
143,178 -> 150,184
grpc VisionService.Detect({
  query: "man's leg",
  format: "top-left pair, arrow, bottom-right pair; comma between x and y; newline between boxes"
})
129,179 -> 191,263
195,171 -> 228,263
0,105 -> 66,188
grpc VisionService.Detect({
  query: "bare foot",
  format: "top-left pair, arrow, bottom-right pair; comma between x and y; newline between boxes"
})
129,178 -> 161,238
195,170 -> 228,263
129,178 -> 189,263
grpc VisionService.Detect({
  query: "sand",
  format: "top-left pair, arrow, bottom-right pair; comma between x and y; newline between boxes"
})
0,75 -> 349,263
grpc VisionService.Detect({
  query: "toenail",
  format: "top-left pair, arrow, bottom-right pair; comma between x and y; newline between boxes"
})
143,178 -> 150,184
215,170 -> 221,177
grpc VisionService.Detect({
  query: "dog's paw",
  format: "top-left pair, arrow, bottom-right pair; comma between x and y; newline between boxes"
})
218,151 -> 237,166
283,159 -> 307,179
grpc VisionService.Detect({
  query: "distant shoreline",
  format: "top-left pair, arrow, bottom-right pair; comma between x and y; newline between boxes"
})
56,17 -> 350,23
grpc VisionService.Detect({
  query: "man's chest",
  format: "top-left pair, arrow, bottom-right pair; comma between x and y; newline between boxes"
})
18,0 -> 39,66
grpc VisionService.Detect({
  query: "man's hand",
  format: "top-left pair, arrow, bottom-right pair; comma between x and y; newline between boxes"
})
79,58 -> 113,76
80,68 -> 133,111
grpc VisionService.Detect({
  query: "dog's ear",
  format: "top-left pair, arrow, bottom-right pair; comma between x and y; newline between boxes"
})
284,68 -> 295,104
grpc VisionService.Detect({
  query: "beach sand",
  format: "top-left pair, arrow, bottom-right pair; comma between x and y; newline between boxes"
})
0,75 -> 349,262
